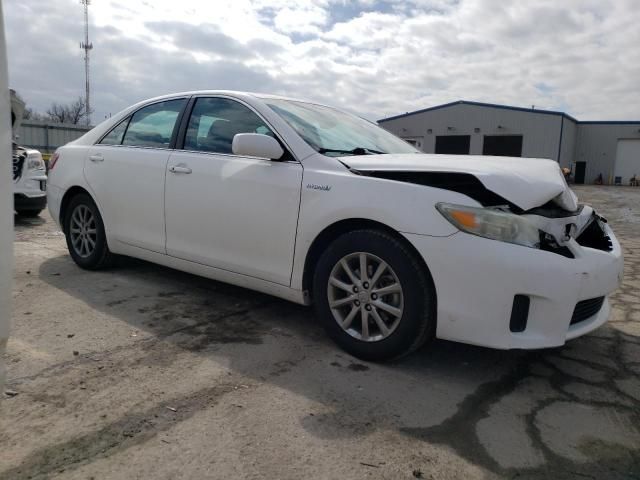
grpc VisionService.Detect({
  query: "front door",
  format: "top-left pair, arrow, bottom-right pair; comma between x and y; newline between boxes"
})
574,161 -> 586,184
164,96 -> 303,286
84,98 -> 187,253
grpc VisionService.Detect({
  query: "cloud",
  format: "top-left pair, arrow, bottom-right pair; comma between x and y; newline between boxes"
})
145,21 -> 254,59
5,0 -> 640,124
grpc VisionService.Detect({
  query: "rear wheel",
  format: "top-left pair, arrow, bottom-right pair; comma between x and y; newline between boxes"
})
313,229 -> 436,361
63,194 -> 114,270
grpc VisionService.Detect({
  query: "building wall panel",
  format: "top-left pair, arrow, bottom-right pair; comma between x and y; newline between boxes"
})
575,124 -> 640,184
380,103 -> 565,162
559,118 -> 577,169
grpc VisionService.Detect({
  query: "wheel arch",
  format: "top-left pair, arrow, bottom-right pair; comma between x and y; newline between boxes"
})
302,218 -> 435,302
59,186 -> 99,232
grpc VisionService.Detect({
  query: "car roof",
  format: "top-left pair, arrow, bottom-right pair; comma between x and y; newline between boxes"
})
140,90 -> 327,108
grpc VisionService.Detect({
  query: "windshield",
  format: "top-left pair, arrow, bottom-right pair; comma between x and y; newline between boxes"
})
264,98 -> 419,157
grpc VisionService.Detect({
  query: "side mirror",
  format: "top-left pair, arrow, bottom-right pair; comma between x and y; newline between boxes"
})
232,133 -> 284,160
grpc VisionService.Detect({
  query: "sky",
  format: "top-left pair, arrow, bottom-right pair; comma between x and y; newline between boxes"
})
5,0 -> 640,125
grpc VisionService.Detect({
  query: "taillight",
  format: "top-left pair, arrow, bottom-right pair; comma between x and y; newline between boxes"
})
49,151 -> 60,170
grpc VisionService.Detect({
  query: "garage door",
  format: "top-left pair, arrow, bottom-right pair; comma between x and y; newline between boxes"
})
435,135 -> 470,154
614,139 -> 640,184
483,135 -> 523,157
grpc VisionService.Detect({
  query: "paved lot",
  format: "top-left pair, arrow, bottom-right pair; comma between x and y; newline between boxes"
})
2,186 -> 639,480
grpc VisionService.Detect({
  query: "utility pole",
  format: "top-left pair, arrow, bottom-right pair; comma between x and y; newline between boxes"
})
80,0 -> 92,126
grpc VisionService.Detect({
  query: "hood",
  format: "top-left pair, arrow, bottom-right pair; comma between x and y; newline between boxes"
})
341,153 -> 576,211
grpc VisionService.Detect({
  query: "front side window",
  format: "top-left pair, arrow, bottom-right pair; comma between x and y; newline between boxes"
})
122,99 -> 186,148
184,97 -> 274,154
99,117 -> 129,145
263,98 -> 419,157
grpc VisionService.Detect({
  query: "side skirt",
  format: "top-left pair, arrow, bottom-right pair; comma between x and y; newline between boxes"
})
110,240 -> 310,306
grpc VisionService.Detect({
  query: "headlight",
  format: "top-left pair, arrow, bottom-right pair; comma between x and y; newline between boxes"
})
26,153 -> 45,171
436,202 -> 541,248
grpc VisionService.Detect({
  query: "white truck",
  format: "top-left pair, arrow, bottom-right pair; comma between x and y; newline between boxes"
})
11,90 -> 47,217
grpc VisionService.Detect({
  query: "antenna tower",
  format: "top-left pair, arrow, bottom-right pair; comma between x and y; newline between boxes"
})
80,0 -> 93,126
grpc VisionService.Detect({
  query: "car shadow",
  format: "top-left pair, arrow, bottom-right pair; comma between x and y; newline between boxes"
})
14,214 -> 46,227
29,253 -> 640,479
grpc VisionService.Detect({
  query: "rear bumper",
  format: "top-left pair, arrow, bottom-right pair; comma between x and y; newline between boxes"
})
14,193 -> 47,211
14,171 -> 47,212
46,184 -> 63,228
403,223 -> 623,350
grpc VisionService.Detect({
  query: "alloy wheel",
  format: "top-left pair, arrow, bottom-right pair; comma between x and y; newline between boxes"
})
327,252 -> 404,342
69,204 -> 98,258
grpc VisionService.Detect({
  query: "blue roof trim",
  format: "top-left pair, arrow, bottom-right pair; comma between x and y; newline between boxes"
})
578,120 -> 640,125
378,100 -> 639,125
378,100 -> 577,123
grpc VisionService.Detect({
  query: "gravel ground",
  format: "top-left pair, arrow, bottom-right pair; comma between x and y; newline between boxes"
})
1,185 -> 639,480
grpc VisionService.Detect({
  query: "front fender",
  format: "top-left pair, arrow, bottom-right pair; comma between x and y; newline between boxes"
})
290,169 -> 471,289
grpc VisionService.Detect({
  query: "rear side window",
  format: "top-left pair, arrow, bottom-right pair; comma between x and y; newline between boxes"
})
99,117 -> 129,145
184,97 -> 274,154
122,99 -> 186,148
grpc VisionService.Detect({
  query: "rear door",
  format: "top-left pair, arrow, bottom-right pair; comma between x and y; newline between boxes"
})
84,98 -> 187,253
164,96 -> 303,286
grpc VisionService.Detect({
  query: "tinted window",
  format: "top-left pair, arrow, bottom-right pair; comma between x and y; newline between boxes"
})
99,117 -> 129,145
184,98 -> 274,154
122,99 -> 186,148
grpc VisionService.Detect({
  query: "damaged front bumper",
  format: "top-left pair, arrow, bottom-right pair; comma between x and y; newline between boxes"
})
403,208 -> 623,350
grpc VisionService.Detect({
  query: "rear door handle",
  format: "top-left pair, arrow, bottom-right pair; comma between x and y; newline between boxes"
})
89,154 -> 104,162
169,165 -> 192,174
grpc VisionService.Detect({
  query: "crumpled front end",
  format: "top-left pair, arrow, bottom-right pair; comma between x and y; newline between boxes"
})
406,180 -> 623,349
343,153 -> 623,348
404,212 -> 623,349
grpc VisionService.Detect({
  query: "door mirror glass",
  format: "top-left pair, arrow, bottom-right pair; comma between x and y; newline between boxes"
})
232,133 -> 284,160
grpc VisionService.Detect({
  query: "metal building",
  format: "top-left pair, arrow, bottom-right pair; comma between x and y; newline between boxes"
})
378,101 -> 640,185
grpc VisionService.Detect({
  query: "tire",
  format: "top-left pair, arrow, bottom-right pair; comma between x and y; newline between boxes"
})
312,229 -> 436,361
16,209 -> 42,218
63,193 -> 114,270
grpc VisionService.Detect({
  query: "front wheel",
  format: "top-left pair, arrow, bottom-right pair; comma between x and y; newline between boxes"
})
63,194 -> 114,270
313,230 -> 436,361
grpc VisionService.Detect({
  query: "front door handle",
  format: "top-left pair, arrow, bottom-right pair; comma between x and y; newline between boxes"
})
169,165 -> 192,174
89,154 -> 104,162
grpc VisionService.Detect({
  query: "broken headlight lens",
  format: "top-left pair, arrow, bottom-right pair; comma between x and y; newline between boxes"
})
436,203 -> 541,248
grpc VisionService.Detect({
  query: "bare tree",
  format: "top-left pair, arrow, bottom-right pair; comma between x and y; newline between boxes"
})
22,108 -> 47,122
46,97 -> 92,125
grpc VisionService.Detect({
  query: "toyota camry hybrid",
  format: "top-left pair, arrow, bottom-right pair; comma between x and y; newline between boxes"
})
46,91 -> 623,360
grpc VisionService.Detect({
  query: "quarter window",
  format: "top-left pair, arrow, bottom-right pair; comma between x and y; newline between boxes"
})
99,117 -> 129,145
184,98 -> 274,154
122,99 -> 186,148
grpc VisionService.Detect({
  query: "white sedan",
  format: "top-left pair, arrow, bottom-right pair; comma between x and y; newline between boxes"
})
47,91 -> 623,360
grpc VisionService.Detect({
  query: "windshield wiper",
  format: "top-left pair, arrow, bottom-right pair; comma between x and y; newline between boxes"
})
318,147 -> 386,156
